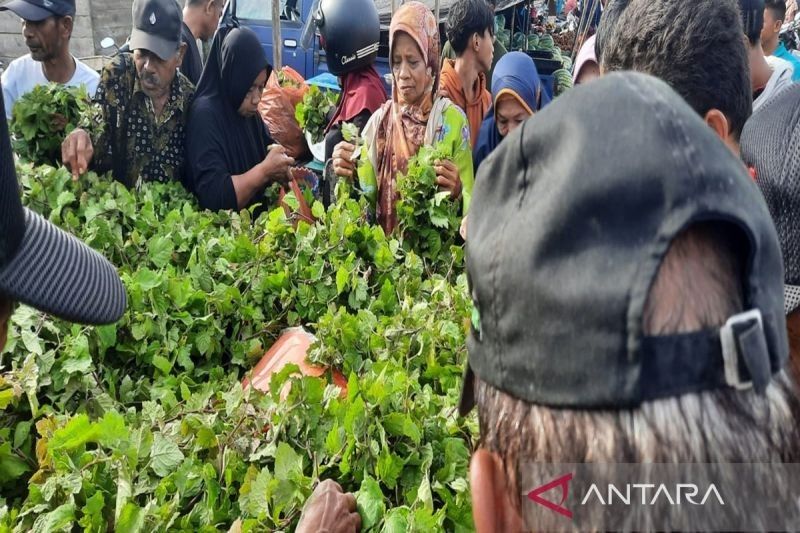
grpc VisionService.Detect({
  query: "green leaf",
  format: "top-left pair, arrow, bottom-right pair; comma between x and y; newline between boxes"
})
274,442 -> 302,481
356,476 -> 386,530
13,420 -> 32,448
133,269 -> 162,291
152,354 -> 173,374
195,331 -> 213,356
115,466 -> 132,523
61,335 -> 92,374
116,502 -> 146,533
336,266 -> 349,295
21,328 -> 43,356
96,411 -> 127,446
382,507 -> 410,533
0,442 -> 30,481
31,502 -> 75,533
150,433 -> 184,477
383,413 -> 421,445
96,323 -> 117,351
312,201 -> 325,219
79,491 -> 105,531
376,446 -> 404,489
417,473 -> 433,511
147,235 -> 173,268
49,414 -> 98,451
0,387 -> 16,409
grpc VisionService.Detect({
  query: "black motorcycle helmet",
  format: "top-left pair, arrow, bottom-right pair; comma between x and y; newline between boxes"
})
315,0 -> 380,76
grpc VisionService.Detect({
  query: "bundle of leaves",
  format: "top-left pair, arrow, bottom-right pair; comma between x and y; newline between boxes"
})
10,84 -> 92,166
395,145 -> 462,269
295,86 -> 340,144
0,164 -> 475,532
276,70 -> 302,89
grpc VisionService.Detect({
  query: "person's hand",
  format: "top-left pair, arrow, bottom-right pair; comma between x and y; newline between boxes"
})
296,479 -> 361,533
332,141 -> 356,178
61,128 -> 94,180
460,215 -> 468,240
435,159 -> 462,200
262,145 -> 295,186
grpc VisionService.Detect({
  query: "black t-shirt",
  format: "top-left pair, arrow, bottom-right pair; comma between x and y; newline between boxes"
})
180,22 -> 203,86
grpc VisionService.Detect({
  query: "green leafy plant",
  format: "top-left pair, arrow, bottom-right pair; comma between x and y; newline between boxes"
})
276,70 -> 302,89
0,163 -> 475,531
341,122 -> 360,144
341,121 -> 364,158
295,86 -> 340,144
396,145 -> 462,268
9,84 -> 92,166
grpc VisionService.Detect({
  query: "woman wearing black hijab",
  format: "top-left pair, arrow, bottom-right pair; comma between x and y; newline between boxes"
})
186,27 -> 294,211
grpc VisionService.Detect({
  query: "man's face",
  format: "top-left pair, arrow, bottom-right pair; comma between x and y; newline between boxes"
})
762,8 -> 782,44
133,47 -> 182,100
476,29 -> 494,73
201,0 -> 223,41
22,16 -> 69,61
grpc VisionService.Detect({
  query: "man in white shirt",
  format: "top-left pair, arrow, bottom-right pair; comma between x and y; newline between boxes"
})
0,0 -> 99,119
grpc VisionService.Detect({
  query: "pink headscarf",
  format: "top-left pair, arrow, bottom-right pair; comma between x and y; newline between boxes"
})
572,34 -> 598,84
374,1 -> 440,234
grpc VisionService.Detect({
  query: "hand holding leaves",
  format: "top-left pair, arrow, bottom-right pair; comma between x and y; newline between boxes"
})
296,479 -> 362,533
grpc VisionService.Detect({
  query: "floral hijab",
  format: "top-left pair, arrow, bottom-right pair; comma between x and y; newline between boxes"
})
375,1 -> 440,233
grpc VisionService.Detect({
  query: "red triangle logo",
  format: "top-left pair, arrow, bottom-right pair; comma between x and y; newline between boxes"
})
527,473 -> 574,519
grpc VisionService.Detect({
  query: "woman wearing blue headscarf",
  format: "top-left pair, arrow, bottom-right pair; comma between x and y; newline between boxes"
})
473,52 -> 551,172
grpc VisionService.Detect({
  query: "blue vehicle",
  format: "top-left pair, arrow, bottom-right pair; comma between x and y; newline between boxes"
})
223,0 -> 393,91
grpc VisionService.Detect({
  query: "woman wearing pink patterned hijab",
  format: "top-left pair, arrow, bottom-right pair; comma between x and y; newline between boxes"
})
331,1 -> 475,234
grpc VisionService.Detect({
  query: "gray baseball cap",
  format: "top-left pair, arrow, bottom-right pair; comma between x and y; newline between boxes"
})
129,0 -> 182,61
460,72 -> 788,415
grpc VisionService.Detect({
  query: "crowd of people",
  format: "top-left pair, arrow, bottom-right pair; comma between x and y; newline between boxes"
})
3,0 -> 800,530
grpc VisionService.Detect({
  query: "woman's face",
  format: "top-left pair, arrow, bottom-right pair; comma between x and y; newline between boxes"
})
238,69 -> 268,117
392,32 -> 431,106
495,94 -> 532,137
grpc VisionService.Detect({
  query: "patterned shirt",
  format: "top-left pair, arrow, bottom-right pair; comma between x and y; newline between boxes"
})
80,53 -> 195,188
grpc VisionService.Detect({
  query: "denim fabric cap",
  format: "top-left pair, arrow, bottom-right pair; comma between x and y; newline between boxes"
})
130,0 -> 182,61
741,84 -> 800,314
0,79 -> 127,325
459,72 -> 787,415
0,0 -> 75,21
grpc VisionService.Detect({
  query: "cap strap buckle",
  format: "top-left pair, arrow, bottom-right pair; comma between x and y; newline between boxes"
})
720,309 -> 770,393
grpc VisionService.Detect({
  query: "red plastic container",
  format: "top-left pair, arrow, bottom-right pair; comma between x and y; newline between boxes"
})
242,327 -> 347,397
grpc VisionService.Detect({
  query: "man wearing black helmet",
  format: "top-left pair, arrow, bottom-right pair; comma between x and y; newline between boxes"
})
318,0 -> 387,203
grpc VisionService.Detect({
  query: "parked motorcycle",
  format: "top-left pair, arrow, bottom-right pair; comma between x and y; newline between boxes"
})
779,12 -> 800,59
77,37 -> 128,73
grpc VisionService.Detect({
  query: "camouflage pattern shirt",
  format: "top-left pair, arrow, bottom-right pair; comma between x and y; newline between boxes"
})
81,53 -> 195,188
